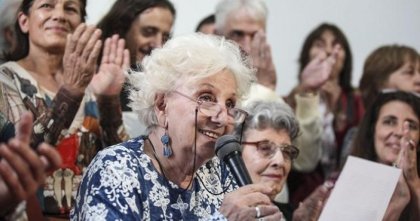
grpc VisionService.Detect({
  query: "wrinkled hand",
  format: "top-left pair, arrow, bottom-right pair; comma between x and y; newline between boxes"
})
220,183 -> 283,221
249,30 -> 277,90
62,24 -> 102,94
299,45 -> 341,93
384,121 -> 419,221
293,181 -> 334,221
0,112 -> 61,207
90,34 -> 130,96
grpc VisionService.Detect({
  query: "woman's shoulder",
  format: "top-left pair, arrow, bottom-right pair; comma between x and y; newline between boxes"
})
86,137 -> 148,171
0,61 -> 30,77
97,136 -> 147,159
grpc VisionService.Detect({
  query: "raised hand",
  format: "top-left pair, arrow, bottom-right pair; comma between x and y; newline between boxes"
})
62,24 -> 102,94
293,181 -> 334,221
299,44 -> 341,93
397,121 -> 419,185
220,183 -> 283,221
249,30 -> 277,90
0,112 -> 61,207
90,34 -> 130,96
384,121 -> 419,221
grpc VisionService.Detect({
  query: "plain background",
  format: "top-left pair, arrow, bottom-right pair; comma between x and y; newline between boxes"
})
86,0 -> 420,95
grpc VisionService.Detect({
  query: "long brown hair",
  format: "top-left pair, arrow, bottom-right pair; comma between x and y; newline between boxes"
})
298,23 -> 353,93
351,91 -> 420,171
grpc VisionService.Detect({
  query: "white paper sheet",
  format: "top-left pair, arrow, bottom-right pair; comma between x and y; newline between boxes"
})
318,156 -> 401,221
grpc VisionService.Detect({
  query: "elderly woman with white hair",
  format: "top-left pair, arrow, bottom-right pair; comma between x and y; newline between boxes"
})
71,33 -> 283,220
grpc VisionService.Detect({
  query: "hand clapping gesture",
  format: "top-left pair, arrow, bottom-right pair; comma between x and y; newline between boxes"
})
293,181 -> 334,221
62,24 -> 103,94
90,34 -> 130,96
249,30 -> 277,90
0,112 -> 61,212
298,44 -> 341,94
385,121 -> 420,221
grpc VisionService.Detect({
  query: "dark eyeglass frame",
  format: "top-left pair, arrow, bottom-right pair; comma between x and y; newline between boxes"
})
241,140 -> 300,161
172,90 -> 248,124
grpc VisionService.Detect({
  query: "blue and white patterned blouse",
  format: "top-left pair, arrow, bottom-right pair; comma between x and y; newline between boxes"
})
70,137 -> 237,221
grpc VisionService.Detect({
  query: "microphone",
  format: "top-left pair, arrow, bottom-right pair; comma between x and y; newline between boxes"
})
215,135 -> 252,187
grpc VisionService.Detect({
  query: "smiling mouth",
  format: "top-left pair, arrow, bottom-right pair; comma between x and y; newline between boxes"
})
198,129 -> 220,139
47,27 -> 69,34
263,175 -> 283,181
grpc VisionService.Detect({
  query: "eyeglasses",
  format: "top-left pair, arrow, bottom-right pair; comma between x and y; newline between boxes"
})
242,140 -> 300,161
172,91 -> 248,124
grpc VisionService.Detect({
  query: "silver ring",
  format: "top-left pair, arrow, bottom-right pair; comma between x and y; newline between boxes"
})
255,206 -> 261,218
257,218 -> 265,221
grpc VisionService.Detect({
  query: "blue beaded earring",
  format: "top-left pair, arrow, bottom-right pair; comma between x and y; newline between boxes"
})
161,130 -> 173,158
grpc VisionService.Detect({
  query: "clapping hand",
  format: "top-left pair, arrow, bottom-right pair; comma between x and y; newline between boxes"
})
384,121 -> 419,221
293,181 -> 334,221
0,112 -> 61,208
249,30 -> 277,90
90,34 -> 130,96
62,24 -> 102,94
298,44 -> 341,94
396,121 -> 419,185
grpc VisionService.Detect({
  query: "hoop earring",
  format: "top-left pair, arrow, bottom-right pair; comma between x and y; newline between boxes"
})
161,130 -> 173,158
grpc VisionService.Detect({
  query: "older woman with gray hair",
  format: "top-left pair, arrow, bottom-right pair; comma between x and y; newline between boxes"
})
235,101 -> 299,221
71,33 -> 283,220
237,101 -> 334,221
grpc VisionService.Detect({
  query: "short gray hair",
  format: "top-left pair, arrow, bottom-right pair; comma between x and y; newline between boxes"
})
235,101 -> 300,142
129,33 -> 256,129
0,0 -> 21,54
215,0 -> 268,34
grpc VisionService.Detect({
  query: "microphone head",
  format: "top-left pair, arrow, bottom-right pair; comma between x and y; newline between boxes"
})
215,135 -> 241,160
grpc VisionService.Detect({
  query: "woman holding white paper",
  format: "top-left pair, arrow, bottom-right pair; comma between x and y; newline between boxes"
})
351,91 -> 420,221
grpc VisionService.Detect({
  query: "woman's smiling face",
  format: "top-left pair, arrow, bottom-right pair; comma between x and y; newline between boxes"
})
165,69 -> 239,162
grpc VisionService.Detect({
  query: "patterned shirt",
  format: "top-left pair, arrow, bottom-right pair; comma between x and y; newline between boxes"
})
0,61 -> 127,217
71,137 -> 237,221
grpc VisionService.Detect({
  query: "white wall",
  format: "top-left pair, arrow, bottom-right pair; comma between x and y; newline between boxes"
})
87,0 -> 420,95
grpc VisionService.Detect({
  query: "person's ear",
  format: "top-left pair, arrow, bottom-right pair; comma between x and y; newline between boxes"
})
18,12 -> 29,34
154,93 -> 167,127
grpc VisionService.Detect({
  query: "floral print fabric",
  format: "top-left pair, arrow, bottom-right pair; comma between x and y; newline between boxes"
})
71,136 -> 236,221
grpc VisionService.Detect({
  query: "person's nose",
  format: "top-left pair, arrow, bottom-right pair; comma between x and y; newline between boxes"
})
392,124 -> 404,138
150,33 -> 164,48
325,44 -> 333,56
51,5 -> 66,22
270,148 -> 286,168
211,104 -> 230,126
240,36 -> 252,55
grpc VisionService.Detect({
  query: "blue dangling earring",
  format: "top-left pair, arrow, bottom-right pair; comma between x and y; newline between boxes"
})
161,130 -> 173,158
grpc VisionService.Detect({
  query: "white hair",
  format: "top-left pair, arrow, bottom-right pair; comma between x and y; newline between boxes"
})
215,0 -> 268,34
129,33 -> 256,129
234,100 -> 300,142
0,0 -> 21,54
